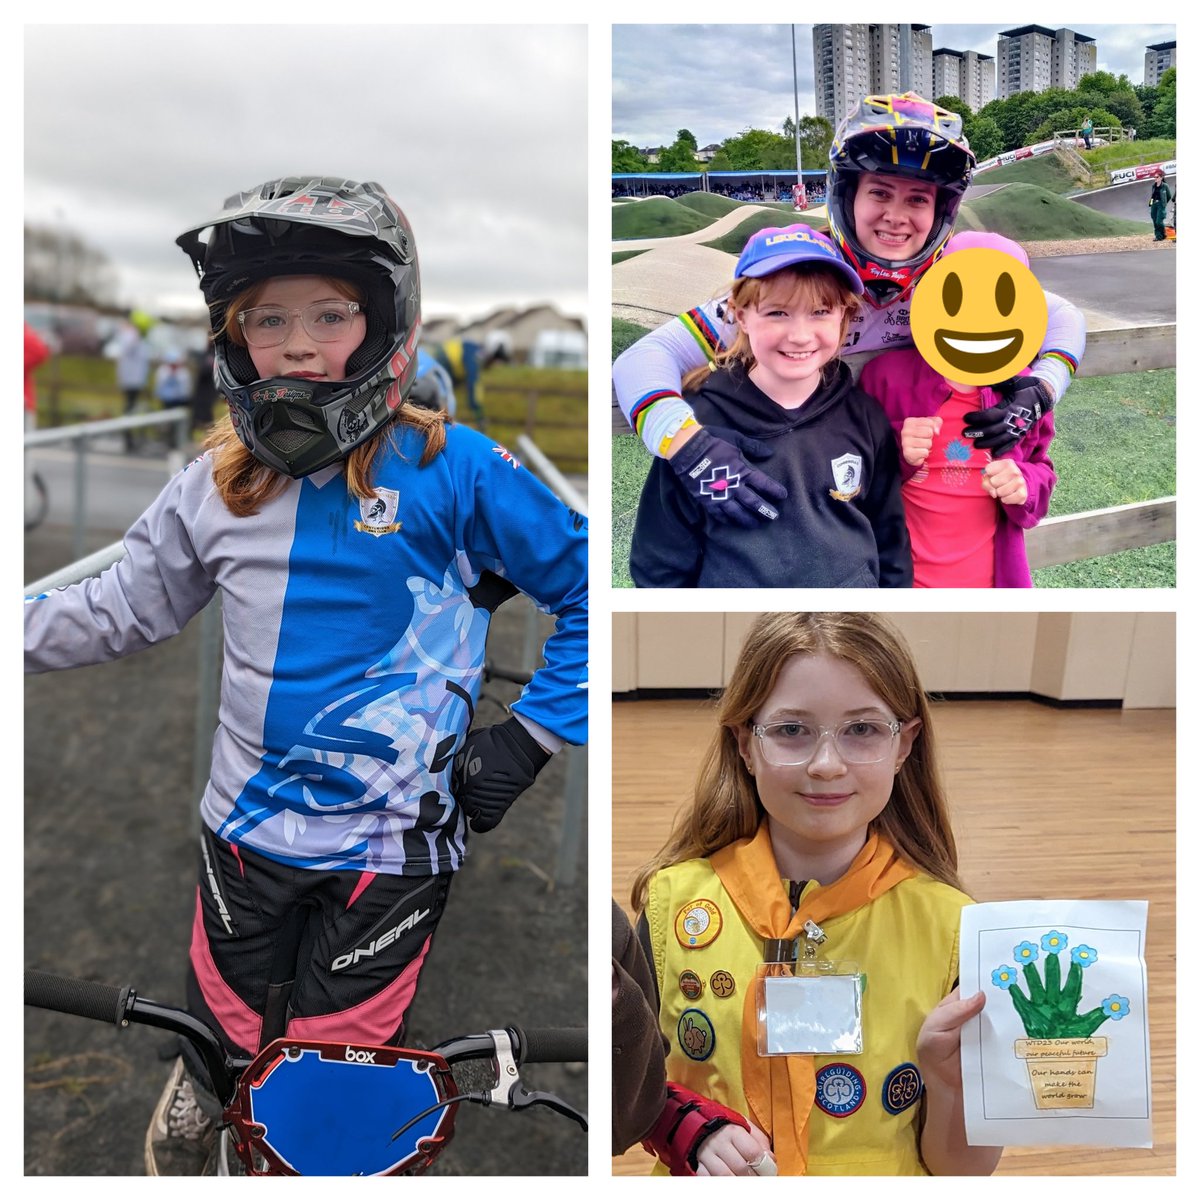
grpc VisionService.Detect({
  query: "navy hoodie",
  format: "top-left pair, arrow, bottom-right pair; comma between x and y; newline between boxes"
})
630,360 -> 912,588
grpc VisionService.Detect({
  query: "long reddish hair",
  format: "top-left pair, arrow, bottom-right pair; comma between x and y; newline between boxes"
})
630,612 -> 962,913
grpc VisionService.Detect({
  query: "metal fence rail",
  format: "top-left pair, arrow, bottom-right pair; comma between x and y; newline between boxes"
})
24,410 -> 190,560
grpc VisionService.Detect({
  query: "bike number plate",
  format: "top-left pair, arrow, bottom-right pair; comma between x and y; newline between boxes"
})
235,1039 -> 455,1176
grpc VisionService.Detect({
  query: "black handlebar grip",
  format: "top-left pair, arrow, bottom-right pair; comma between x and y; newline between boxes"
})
514,1027 -> 587,1064
25,970 -> 130,1026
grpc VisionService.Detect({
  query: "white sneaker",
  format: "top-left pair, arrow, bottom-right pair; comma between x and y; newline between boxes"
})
144,1057 -> 217,1176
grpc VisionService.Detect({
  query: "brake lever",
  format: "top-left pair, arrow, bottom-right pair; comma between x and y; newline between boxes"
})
486,1029 -> 588,1131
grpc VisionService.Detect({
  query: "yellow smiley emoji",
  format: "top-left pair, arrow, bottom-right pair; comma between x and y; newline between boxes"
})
910,243 -> 1048,386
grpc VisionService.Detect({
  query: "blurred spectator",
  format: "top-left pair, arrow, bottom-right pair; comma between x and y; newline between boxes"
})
190,344 -> 217,430
154,347 -> 192,411
428,337 -> 509,425
24,321 -> 51,429
111,311 -> 153,449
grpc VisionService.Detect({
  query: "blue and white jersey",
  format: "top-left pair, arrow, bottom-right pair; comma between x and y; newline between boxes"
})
25,424 -> 588,876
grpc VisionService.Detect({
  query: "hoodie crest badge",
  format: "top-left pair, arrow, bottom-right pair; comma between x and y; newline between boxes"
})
355,487 -> 403,536
829,452 -> 864,501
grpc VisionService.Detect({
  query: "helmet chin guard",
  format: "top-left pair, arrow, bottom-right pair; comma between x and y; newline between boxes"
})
178,177 -> 421,477
825,93 -> 975,308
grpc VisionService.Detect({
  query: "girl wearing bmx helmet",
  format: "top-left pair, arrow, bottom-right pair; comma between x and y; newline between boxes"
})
25,177 -> 588,1174
612,93 -> 1085,536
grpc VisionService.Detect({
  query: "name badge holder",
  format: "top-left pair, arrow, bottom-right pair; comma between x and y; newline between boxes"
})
754,920 -> 864,1057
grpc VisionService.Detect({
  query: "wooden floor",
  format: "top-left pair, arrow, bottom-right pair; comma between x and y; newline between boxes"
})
611,697 -> 1176,1176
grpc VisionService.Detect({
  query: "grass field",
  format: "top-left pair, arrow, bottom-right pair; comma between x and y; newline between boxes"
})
961,183 -> 1147,241
613,249 -> 649,265
610,320 -> 1175,588
673,192 -> 746,218
34,356 -> 587,474
701,210 -> 827,254
611,196 -> 717,240
1082,139 -> 1176,172
973,155 -> 1079,194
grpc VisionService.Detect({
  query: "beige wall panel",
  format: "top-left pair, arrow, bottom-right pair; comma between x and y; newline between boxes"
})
634,613 -> 725,688
612,613 -> 638,693
885,613 -> 962,690
887,613 -> 1039,692
1032,613 -> 1138,700
1124,613 -> 1176,708
625,612 -> 1170,702
1030,613 -> 1073,699
722,612 -> 763,684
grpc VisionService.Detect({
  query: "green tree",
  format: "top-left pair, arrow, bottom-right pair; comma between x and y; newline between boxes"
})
935,95 -> 972,122
611,139 -> 646,173
1030,106 -> 1120,143
657,138 -> 700,173
965,115 -> 1003,161
676,128 -> 698,151
1143,67 -> 1175,138
798,115 -> 834,170
720,127 -> 794,170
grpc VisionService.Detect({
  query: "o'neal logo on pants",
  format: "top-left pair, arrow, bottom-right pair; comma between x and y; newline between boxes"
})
331,905 -> 431,973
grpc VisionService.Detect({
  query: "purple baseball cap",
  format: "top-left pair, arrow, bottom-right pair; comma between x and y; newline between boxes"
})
734,224 -> 865,294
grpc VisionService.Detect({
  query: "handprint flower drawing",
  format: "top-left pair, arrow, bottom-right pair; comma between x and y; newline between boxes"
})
992,931 -> 1129,1039
991,930 -> 1129,1110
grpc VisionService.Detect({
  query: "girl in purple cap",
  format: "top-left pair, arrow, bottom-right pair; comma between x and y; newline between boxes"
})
859,232 -> 1056,588
629,225 -> 911,588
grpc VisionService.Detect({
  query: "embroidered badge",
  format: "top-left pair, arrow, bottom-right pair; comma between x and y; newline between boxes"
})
709,970 -> 736,999
814,1063 -> 865,1117
677,1008 -> 716,1062
679,970 -> 704,1000
828,452 -> 864,501
674,900 -> 722,949
354,487 -> 403,536
881,1062 -> 924,1115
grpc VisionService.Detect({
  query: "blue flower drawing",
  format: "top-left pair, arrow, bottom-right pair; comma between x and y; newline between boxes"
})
1014,940 -> 1039,963
1040,930 -> 1068,953
992,966 -> 1019,988
1071,944 -> 1099,968
1101,994 -> 1130,1021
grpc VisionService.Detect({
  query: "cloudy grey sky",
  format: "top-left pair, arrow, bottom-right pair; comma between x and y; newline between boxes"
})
613,23 -> 1176,148
24,24 -> 586,321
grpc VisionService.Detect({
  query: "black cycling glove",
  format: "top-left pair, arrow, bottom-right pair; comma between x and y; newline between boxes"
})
668,427 -> 788,527
452,716 -> 552,833
961,376 -> 1052,454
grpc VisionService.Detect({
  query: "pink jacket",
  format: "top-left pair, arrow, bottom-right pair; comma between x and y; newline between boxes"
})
859,348 -> 1056,588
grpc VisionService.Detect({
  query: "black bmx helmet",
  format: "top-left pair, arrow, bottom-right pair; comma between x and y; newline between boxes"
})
826,93 -> 975,308
176,177 -> 421,478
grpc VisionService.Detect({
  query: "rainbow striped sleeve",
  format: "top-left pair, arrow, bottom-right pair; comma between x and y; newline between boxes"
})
678,306 -> 724,361
629,389 -> 679,439
1041,349 -> 1079,377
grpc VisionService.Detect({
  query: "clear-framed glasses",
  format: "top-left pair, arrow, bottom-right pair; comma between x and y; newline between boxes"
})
751,718 -> 903,766
237,300 -> 362,348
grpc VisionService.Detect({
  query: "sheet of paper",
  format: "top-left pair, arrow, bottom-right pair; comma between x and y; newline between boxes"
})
960,899 -> 1151,1148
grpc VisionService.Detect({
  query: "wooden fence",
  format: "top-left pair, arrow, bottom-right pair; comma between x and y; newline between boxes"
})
613,323 -> 1176,568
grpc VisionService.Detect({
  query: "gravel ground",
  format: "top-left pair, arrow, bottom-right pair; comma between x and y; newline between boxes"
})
1024,235 -> 1176,258
24,524 -> 587,1177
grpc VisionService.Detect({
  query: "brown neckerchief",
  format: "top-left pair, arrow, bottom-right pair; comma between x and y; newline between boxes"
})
710,822 -> 916,1174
